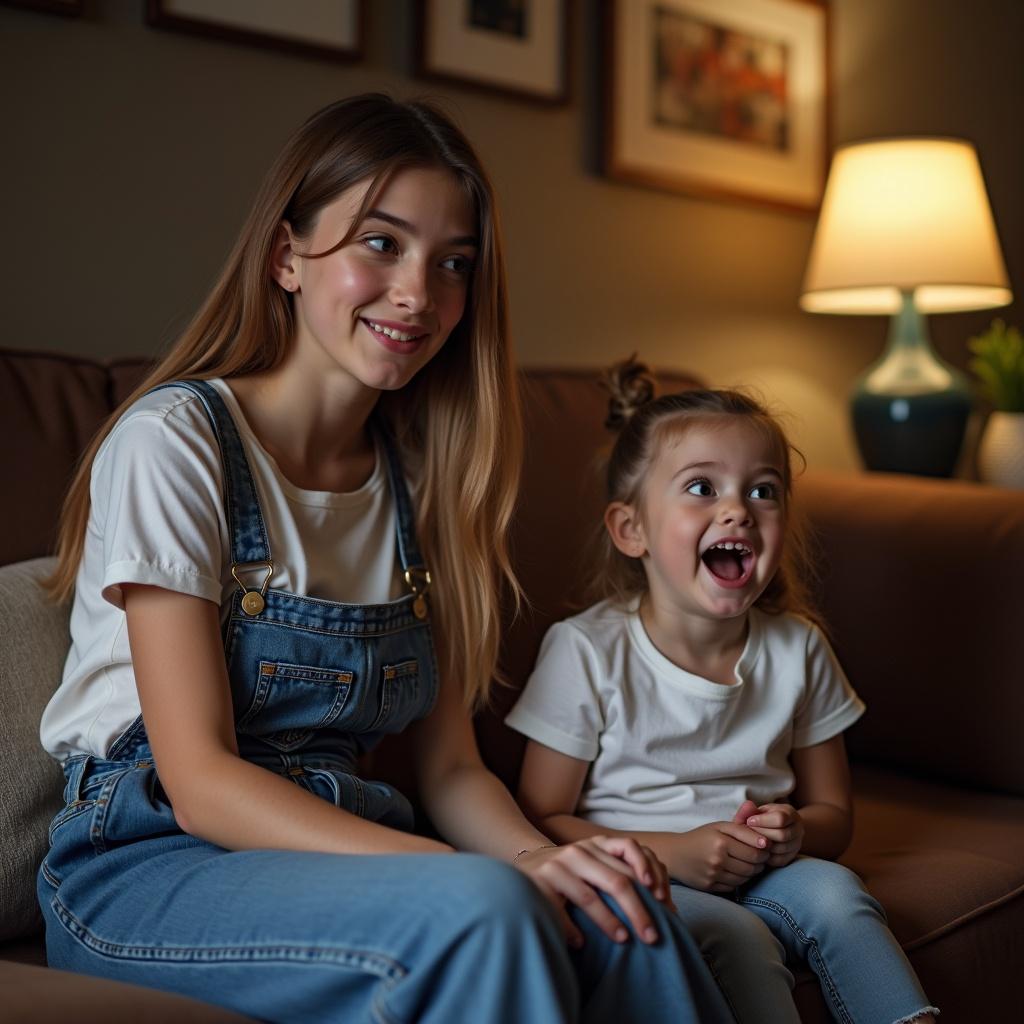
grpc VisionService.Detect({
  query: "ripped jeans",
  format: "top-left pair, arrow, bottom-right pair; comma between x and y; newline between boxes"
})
671,856 -> 937,1024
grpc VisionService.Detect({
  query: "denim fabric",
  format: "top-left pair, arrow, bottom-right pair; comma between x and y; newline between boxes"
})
39,382 -> 732,1024
671,856 -> 935,1024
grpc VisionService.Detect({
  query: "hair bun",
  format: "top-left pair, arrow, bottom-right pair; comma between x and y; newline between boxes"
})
603,355 -> 655,431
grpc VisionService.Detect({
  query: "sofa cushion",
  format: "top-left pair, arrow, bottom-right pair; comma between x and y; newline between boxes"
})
0,557 -> 69,941
842,765 -> 1024,1020
0,961 -> 258,1023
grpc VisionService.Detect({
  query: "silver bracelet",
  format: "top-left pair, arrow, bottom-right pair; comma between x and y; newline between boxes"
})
513,843 -> 557,864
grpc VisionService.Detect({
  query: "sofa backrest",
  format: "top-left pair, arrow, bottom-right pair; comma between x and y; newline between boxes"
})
2,347 -> 1022,801
0,349 -> 151,566
794,469 -> 1024,797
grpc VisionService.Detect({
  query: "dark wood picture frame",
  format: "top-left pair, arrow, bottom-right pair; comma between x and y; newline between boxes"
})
146,0 -> 365,63
604,0 -> 830,213
416,0 -> 570,105
1,0 -> 82,14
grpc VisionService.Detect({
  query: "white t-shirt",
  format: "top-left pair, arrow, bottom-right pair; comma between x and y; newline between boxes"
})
505,600 -> 865,833
40,379 -> 402,761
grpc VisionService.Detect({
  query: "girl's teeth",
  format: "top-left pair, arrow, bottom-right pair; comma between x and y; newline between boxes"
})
709,541 -> 751,554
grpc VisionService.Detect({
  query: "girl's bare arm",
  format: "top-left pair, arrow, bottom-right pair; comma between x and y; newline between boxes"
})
518,739 -> 769,892
743,736 -> 854,864
789,734 -> 854,859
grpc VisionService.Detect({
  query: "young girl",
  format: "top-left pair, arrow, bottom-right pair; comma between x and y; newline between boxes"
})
36,99 -> 733,1023
509,358 -> 938,1024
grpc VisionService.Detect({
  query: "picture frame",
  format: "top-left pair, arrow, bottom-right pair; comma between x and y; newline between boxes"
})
146,0 -> 364,63
1,0 -> 82,14
605,0 -> 830,213
416,0 -> 570,105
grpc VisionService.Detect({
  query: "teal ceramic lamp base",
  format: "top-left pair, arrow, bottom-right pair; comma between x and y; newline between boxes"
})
851,291 -> 972,477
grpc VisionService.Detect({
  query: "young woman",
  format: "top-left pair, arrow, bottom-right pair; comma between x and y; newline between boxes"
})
510,357 -> 938,1024
36,96 -> 731,1024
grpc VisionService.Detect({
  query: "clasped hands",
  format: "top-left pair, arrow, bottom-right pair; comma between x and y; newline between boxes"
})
671,799 -> 805,893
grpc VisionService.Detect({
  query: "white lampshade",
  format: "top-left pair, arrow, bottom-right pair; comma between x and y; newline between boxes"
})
801,138 -> 1012,315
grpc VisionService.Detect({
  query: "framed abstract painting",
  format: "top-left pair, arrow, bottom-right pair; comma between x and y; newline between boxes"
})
605,0 -> 829,212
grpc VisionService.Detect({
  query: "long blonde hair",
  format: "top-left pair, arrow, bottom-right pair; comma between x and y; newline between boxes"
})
593,357 -> 817,622
49,93 -> 522,708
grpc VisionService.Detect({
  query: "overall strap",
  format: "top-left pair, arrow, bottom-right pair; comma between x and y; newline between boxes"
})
148,381 -> 273,572
373,415 -> 431,615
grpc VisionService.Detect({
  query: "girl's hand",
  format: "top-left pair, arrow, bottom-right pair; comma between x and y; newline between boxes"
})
745,803 -> 805,867
513,836 -> 672,948
668,822 -> 771,892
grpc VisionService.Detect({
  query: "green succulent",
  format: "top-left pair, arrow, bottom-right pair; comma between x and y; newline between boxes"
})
968,319 -> 1024,412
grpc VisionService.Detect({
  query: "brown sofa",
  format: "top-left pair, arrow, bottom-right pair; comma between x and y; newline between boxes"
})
2,346 -> 1022,1021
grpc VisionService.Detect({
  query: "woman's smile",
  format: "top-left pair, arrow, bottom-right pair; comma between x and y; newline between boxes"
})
282,165 -> 478,394
360,317 -> 432,354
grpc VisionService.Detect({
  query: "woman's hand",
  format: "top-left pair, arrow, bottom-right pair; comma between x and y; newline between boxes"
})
744,803 -> 805,867
513,836 -> 672,948
666,822 -> 771,893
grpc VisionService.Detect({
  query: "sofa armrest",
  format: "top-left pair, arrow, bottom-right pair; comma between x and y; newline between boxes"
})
796,470 -> 1024,796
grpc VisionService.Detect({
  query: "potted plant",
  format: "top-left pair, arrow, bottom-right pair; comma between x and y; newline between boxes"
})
969,319 -> 1024,488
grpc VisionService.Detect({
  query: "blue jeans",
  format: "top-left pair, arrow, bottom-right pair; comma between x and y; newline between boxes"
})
39,786 -> 731,1024
671,857 -> 935,1024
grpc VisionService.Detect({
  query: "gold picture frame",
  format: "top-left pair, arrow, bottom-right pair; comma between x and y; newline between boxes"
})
605,0 -> 830,213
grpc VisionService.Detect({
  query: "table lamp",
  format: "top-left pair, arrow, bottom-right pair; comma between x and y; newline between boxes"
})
801,138 -> 1012,476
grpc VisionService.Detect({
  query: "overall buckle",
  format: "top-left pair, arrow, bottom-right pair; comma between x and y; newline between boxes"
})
404,566 -> 432,620
232,560 -> 274,616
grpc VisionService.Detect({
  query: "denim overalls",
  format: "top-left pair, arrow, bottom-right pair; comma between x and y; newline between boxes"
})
38,381 -> 733,1024
43,379 -> 436,876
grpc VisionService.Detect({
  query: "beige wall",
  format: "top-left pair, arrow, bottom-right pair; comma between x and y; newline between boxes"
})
3,0 -> 1021,473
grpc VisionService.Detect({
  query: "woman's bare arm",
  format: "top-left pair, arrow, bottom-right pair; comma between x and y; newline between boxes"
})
124,583 -> 449,855
411,657 -> 674,945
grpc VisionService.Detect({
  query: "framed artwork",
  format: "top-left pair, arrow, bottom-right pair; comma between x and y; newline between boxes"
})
416,0 -> 569,104
1,0 -> 82,13
605,0 -> 829,213
146,0 -> 364,62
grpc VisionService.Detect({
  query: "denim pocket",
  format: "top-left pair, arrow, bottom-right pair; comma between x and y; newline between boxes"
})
44,760 -> 134,880
48,755 -> 102,844
369,659 -> 422,733
237,660 -> 355,751
47,800 -> 96,845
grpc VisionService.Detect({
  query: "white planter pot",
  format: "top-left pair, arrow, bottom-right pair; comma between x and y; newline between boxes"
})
977,411 -> 1024,489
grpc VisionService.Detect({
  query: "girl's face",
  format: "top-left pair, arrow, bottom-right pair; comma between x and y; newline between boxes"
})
627,416 -> 787,625
282,166 -> 477,393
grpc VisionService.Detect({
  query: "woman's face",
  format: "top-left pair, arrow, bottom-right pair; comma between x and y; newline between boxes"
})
282,166 -> 477,393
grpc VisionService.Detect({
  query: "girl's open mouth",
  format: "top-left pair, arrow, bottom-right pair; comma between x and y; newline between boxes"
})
701,541 -> 755,588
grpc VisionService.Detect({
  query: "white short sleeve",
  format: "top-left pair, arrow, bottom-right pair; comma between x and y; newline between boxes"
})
93,393 -> 227,609
504,621 -> 605,762
791,624 -> 866,748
